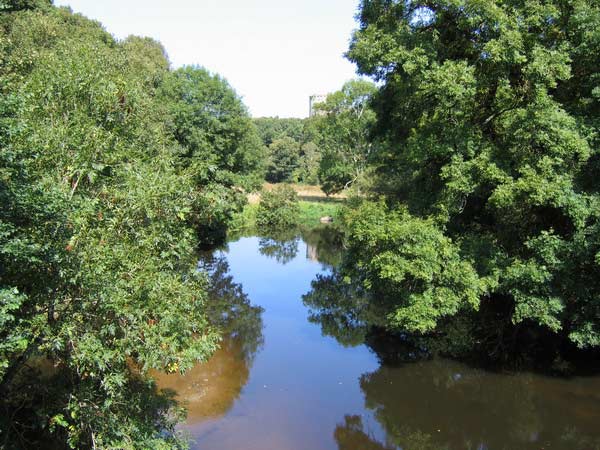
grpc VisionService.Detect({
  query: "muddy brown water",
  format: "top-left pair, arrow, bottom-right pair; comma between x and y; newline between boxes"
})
154,234 -> 600,450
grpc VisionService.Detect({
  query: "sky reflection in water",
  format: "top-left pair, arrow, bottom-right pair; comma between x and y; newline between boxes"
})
154,233 -> 600,450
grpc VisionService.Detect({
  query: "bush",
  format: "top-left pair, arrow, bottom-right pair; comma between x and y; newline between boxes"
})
256,185 -> 299,230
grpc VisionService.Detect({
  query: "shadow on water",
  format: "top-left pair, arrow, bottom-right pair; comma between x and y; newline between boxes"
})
156,227 -> 600,450
303,267 -> 600,450
152,251 -> 264,424
352,359 -> 600,450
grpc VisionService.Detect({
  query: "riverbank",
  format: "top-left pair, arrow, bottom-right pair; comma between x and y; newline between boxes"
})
247,183 -> 348,205
232,198 -> 343,232
237,183 -> 345,232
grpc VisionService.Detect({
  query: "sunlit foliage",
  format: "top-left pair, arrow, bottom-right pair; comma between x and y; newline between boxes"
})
256,185 -> 300,230
0,2 -> 262,448
311,79 -> 378,195
341,0 -> 600,349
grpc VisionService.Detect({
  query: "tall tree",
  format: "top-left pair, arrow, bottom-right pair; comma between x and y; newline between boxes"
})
265,136 -> 301,183
0,4 -> 263,447
160,66 -> 265,244
312,79 -> 378,195
342,0 -> 600,348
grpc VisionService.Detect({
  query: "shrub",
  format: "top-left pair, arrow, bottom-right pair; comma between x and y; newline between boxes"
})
256,185 -> 299,230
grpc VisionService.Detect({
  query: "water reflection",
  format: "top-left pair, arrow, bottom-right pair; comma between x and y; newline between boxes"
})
153,252 -> 264,423
334,415 -> 395,450
258,233 -> 300,265
357,359 -> 600,450
303,269 -> 387,348
199,252 -> 264,362
304,259 -> 600,450
299,226 -> 344,268
151,338 -> 249,422
256,226 -> 344,268
158,231 -> 600,450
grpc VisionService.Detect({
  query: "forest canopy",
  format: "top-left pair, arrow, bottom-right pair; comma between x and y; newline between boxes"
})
333,0 -> 600,351
0,2 -> 262,448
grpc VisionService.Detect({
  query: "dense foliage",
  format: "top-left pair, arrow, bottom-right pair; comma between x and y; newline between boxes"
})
332,0 -> 600,352
160,66 -> 264,245
0,2 -> 262,448
265,136 -> 301,183
312,80 -> 378,195
255,185 -> 300,230
254,80 -> 377,193
254,117 -> 322,184
253,117 -> 307,147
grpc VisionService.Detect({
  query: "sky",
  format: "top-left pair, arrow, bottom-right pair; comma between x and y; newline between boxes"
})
53,0 -> 362,118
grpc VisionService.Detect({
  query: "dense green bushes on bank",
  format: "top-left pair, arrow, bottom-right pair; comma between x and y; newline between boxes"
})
256,185 -> 299,230
0,2 -> 261,448
230,189 -> 343,234
323,0 -> 600,355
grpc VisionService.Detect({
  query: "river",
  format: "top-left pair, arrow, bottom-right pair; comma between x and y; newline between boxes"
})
153,231 -> 600,450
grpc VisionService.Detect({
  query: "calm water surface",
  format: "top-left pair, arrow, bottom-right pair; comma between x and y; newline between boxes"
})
154,233 -> 600,450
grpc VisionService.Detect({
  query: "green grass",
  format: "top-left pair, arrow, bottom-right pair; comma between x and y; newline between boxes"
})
297,200 -> 341,227
230,198 -> 343,233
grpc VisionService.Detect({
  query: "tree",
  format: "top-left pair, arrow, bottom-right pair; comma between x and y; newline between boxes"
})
312,79 -> 377,195
253,117 -> 306,146
343,0 -> 600,349
0,4 -> 265,448
0,0 -> 50,12
294,141 -> 321,185
253,117 -> 323,185
161,66 -> 264,190
159,66 -> 265,244
265,136 -> 300,183
255,185 -> 299,230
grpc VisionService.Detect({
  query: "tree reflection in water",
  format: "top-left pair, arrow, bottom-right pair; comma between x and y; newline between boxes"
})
200,252 -> 264,363
303,269 -> 389,348
152,252 -> 264,424
357,359 -> 600,450
299,225 -> 344,268
258,231 -> 299,265
304,270 -> 600,450
257,225 -> 344,268
334,415 -> 395,450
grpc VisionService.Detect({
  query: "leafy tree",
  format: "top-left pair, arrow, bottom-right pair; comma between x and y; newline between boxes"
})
159,66 -> 265,245
265,136 -> 300,183
0,4 -> 262,448
294,141 -> 321,185
343,0 -> 600,349
312,79 -> 377,195
254,117 -> 323,185
256,185 -> 299,230
342,201 -> 485,334
120,35 -> 170,86
253,117 -> 306,146
161,66 -> 264,190
0,0 -> 50,12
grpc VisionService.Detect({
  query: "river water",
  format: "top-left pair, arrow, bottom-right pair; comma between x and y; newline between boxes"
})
154,232 -> 600,450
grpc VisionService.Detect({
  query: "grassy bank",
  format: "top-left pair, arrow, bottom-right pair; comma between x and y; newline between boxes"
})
248,183 -> 348,205
230,197 -> 343,233
297,200 -> 340,227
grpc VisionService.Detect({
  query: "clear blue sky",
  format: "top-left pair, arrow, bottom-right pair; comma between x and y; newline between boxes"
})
53,0 -> 362,118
